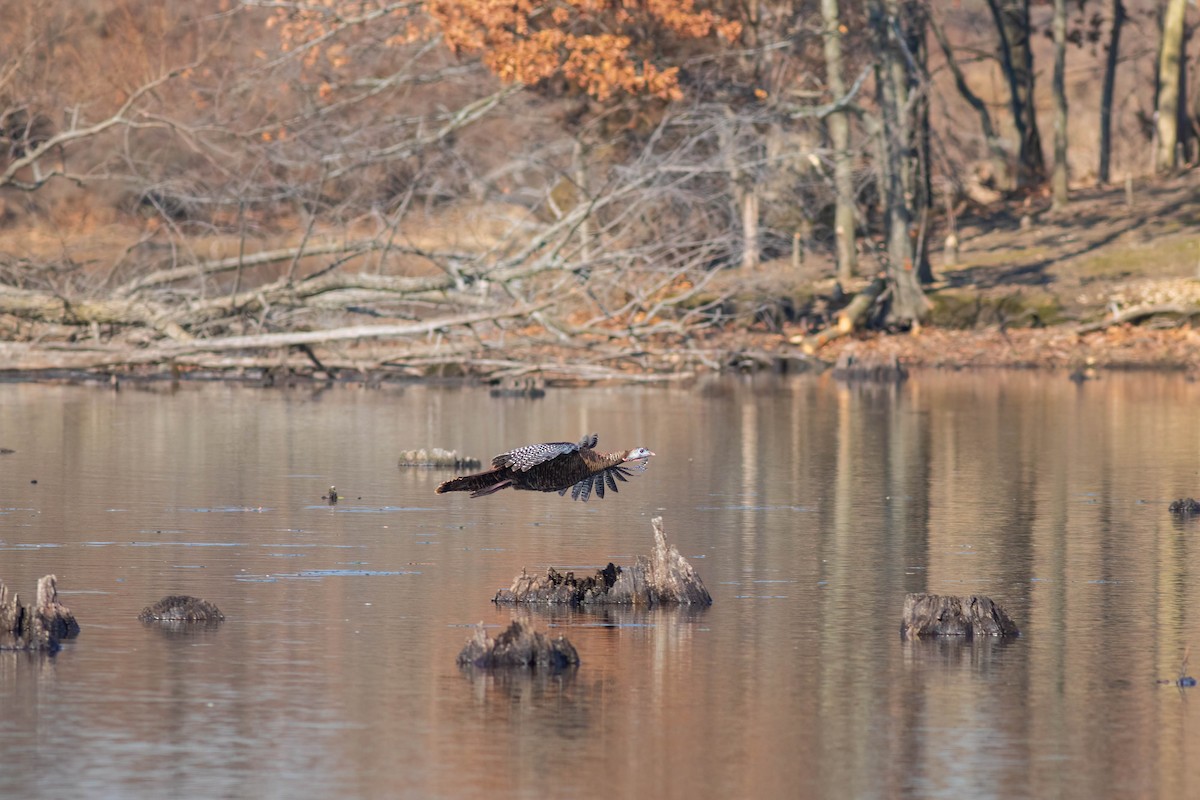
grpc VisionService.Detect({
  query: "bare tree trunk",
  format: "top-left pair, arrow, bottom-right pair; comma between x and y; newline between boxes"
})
1051,0 -> 1069,209
899,3 -> 934,283
821,0 -> 857,281
741,190 -> 761,271
1157,0 -> 1188,173
1098,0 -> 1125,184
986,0 -> 1046,186
869,0 -> 930,323
573,139 -> 592,264
720,111 -> 761,273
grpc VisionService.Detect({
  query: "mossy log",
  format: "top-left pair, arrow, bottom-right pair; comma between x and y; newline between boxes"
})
0,575 -> 79,652
397,448 -> 482,469
495,516 -> 712,606
457,620 -> 579,670
901,593 -> 1020,639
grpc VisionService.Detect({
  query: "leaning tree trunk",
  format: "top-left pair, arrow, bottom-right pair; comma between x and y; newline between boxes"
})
1051,0 -> 1069,209
821,0 -> 857,281
1156,0 -> 1188,173
1098,0 -> 1125,184
869,0 -> 930,323
986,0 -> 1046,186
929,10 -> 1011,188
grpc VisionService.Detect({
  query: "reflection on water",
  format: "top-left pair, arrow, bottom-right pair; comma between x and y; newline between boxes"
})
2,373 -> 1200,798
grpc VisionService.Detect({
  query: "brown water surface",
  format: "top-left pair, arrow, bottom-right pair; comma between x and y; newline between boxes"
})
2,373 -> 1200,799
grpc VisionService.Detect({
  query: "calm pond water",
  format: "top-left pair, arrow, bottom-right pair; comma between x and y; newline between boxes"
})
2,372 -> 1200,799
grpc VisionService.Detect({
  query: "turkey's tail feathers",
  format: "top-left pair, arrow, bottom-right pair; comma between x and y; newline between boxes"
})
436,471 -> 513,498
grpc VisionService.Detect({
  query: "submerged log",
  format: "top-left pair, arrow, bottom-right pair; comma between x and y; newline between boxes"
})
397,448 -> 482,470
489,375 -> 547,398
901,593 -> 1020,639
1169,498 -> 1200,516
495,516 -> 712,606
457,620 -> 580,670
0,575 -> 79,652
831,348 -> 908,382
138,595 -> 224,623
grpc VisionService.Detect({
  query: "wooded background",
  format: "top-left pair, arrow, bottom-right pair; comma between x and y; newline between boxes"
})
0,1 -> 1193,379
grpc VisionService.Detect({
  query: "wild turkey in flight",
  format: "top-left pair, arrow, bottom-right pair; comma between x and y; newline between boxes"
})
435,434 -> 654,501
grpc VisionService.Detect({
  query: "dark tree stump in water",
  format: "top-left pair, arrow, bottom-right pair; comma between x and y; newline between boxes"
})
138,595 -> 224,623
0,575 -> 79,652
1169,498 -> 1200,516
494,516 -> 712,606
901,593 -> 1020,639
457,620 -> 579,670
36,575 -> 80,639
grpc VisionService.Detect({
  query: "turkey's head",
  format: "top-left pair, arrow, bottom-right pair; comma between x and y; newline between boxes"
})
623,447 -> 655,464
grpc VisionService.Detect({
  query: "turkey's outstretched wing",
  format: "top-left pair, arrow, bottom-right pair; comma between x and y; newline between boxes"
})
492,441 -> 580,471
491,433 -> 600,471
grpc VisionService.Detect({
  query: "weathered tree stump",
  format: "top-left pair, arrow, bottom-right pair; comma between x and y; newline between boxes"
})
901,593 -> 1020,639
397,448 -> 481,469
457,620 -> 579,670
1169,498 -> 1200,516
0,575 -> 79,652
138,595 -> 224,623
494,516 -> 712,606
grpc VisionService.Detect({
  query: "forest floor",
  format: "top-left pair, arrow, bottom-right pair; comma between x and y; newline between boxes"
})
761,169 -> 1200,375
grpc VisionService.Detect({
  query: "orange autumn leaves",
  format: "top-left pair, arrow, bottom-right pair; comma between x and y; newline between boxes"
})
428,0 -> 740,100
271,1 -> 740,101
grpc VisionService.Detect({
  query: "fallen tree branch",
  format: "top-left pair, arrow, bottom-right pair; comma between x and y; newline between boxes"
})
1075,303 -> 1200,334
153,303 -> 550,355
0,286 -> 192,340
114,240 -> 387,297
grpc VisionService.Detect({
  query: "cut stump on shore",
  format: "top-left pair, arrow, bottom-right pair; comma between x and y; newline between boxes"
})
494,516 -> 711,606
901,593 -> 1020,639
0,575 -> 80,652
791,276 -> 887,353
457,620 -> 580,670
